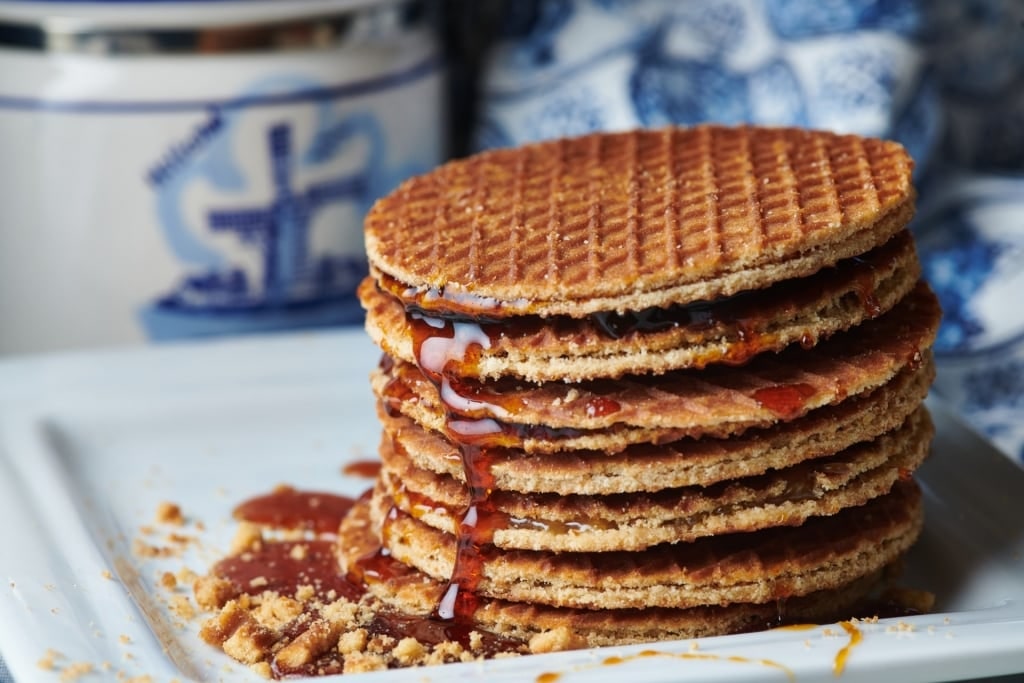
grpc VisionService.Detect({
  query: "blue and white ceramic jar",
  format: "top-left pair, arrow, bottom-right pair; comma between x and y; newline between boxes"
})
0,0 -> 444,354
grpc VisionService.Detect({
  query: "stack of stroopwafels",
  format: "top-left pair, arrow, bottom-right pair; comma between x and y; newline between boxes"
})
342,125 -> 941,647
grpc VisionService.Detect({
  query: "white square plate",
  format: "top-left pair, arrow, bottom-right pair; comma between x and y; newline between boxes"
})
1,331 -> 1023,682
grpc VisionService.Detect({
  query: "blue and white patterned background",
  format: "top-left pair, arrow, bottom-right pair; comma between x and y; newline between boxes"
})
473,0 -> 1024,467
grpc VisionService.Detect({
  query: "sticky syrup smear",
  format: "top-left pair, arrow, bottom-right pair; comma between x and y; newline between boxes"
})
233,486 -> 357,535
534,619 -> 871,683
341,460 -> 382,479
407,312 -> 505,626
753,382 -> 818,420
536,647 -> 796,683
833,620 -> 863,676
209,485 -> 525,678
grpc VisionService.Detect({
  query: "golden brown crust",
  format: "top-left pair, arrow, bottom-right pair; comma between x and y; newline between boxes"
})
362,230 -> 922,382
369,481 -> 922,610
338,498 -> 891,646
339,483 -> 921,642
378,358 -> 934,494
365,126 -> 915,316
373,283 -> 940,452
378,408 -> 932,552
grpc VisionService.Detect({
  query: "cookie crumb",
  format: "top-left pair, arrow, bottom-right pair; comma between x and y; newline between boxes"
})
176,567 -> 199,585
254,594 -> 303,629
342,651 -> 388,674
886,620 -> 915,633
166,532 -> 195,546
231,523 -> 263,554
58,661 -> 92,682
132,538 -> 178,559
101,570 -> 113,580
170,595 -> 197,620
249,662 -> 272,678
337,629 -> 368,655
273,618 -> 343,669
37,649 -> 62,670
528,626 -> 585,654
215,602 -> 276,664
159,572 -> 177,590
393,637 -> 427,665
155,502 -> 184,526
193,575 -> 236,611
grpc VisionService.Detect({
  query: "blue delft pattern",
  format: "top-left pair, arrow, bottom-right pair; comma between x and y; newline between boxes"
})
143,76 -> 432,340
474,0 -> 1024,465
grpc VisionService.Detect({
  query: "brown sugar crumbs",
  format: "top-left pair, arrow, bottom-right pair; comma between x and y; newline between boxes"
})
190,486 -> 569,677
155,501 -> 185,526
193,584 -> 536,676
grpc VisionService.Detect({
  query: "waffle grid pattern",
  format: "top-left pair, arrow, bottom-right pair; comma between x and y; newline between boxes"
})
366,126 -> 913,303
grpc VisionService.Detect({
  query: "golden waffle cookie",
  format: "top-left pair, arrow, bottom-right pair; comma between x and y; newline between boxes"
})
364,126 -> 915,318
373,283 -> 940,452
367,481 -> 922,611
377,357 -> 934,495
469,570 -> 885,647
339,498 -> 890,646
378,408 -> 932,552
361,230 -> 921,382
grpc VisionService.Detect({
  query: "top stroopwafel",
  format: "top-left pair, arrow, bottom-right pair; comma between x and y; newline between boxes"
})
365,125 -> 915,317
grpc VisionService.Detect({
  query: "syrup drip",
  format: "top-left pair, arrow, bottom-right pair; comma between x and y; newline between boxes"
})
431,443 -> 504,622
233,486 -> 356,535
351,506 -> 405,586
585,395 -> 622,417
590,649 -> 794,681
213,540 -> 364,603
752,382 -> 817,419
833,621 -> 862,676
342,460 -> 382,479
220,487 -> 365,604
404,304 -> 513,629
851,270 -> 883,318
